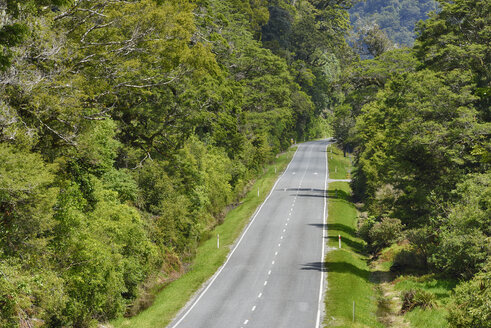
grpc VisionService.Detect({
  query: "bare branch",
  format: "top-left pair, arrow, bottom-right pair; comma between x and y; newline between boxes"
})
36,116 -> 78,147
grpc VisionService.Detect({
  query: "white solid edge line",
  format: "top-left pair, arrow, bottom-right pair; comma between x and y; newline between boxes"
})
315,140 -> 329,328
169,146 -> 300,328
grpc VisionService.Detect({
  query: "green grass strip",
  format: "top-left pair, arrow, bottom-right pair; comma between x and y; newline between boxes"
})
327,144 -> 352,180
324,147 -> 382,328
113,148 -> 295,328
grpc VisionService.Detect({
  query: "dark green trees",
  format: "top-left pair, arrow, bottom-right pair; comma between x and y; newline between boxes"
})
333,1 -> 490,322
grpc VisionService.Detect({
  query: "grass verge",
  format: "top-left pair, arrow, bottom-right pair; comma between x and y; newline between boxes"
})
372,244 -> 457,328
324,145 -> 382,328
112,148 -> 295,328
327,144 -> 352,180
394,275 -> 456,328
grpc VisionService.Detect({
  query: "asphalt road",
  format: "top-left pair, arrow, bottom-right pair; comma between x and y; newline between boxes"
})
169,140 -> 331,328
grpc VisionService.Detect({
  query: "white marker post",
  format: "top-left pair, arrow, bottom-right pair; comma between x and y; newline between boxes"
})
339,235 -> 341,249
257,188 -> 260,197
275,166 -> 277,174
217,234 -> 219,249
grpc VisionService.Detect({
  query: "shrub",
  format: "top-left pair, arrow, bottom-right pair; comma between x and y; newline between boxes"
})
447,262 -> 491,328
368,217 -> 403,252
430,229 -> 489,279
391,248 -> 426,272
400,288 -> 436,313
357,215 -> 376,243
406,227 -> 433,267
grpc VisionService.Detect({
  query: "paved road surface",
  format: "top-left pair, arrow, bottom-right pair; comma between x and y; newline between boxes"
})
169,140 -> 331,328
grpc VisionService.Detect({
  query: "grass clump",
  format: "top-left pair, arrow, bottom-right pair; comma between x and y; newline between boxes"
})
400,288 -> 436,313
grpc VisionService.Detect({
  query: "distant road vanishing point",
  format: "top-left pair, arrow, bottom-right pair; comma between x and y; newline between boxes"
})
169,139 -> 332,328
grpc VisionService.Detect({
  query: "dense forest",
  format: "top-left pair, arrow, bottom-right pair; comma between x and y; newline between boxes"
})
349,0 -> 438,47
333,0 -> 490,326
0,0 -> 350,327
1,0 -> 489,327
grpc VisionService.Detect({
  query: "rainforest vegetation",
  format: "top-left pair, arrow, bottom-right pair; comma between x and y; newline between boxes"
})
0,0 -> 348,326
333,0 -> 490,326
0,0 -> 489,327
349,0 -> 438,47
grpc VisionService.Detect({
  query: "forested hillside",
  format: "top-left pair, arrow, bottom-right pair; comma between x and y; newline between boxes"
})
0,0 -> 350,327
350,0 -> 438,46
334,0 -> 490,326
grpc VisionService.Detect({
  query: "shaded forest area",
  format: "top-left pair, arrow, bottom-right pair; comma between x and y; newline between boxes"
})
333,0 -> 490,326
0,0 -> 351,327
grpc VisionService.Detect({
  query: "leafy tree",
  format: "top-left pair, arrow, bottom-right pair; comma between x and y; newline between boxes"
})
447,261 -> 491,328
0,144 -> 58,257
414,0 -> 491,120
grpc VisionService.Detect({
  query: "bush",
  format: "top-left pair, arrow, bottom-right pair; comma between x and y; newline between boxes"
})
447,262 -> 491,328
368,217 -> 403,252
430,229 -> 489,279
357,215 -> 376,243
391,248 -> 426,272
406,227 -> 433,267
400,288 -> 436,313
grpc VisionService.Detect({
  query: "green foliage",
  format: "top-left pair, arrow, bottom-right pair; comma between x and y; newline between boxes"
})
350,0 -> 438,46
368,217 -> 403,252
1,0 -> 331,325
357,215 -> 376,243
431,229 -> 489,279
0,144 -> 58,257
401,288 -> 437,313
430,173 -> 491,279
334,3 -> 490,327
447,262 -> 491,328
415,0 -> 491,92
351,23 -> 394,58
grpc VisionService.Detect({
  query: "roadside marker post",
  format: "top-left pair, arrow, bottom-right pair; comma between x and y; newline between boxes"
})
339,235 -> 341,249
217,234 -> 219,249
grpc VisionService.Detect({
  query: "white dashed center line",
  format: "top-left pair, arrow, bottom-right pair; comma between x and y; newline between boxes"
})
252,306 -> 256,312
